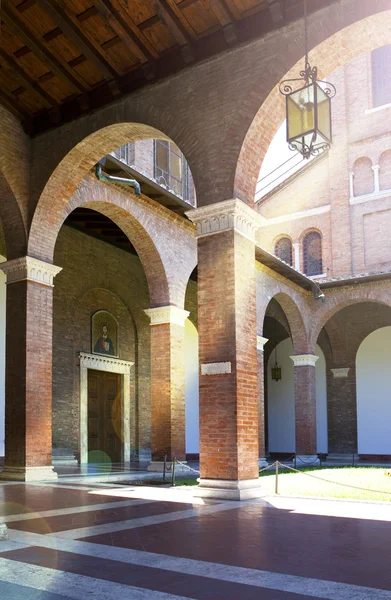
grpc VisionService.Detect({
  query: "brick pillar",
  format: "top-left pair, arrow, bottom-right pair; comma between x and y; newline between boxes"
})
257,335 -> 268,467
144,305 -> 189,470
0,257 -> 62,481
328,366 -> 357,454
187,199 -> 262,500
290,354 -> 320,465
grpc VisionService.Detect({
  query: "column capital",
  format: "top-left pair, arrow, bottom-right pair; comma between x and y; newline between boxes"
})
144,305 -> 190,327
0,256 -> 62,287
290,354 -> 319,367
331,367 -> 350,378
186,198 -> 262,242
257,336 -> 269,351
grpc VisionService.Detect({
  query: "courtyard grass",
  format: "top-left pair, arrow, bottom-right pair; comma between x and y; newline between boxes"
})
259,466 -> 391,502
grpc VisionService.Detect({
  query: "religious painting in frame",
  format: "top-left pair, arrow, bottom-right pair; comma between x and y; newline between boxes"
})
91,310 -> 119,358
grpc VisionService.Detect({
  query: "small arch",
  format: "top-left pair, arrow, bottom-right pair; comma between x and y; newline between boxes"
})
353,157 -> 374,196
303,230 -> 323,276
379,149 -> 391,190
274,236 -> 293,266
261,292 -> 309,356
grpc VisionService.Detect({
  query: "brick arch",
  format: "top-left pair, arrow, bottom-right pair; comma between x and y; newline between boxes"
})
28,120 -> 198,263
234,7 -> 391,205
53,176 -> 196,308
310,289 -> 391,350
0,171 -> 27,259
260,292 -> 309,354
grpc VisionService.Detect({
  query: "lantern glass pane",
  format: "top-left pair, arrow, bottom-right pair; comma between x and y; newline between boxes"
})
316,84 -> 331,142
287,84 -> 315,141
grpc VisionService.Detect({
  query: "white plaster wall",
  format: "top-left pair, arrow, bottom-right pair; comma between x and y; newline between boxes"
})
267,338 -> 295,453
267,340 -> 327,453
185,320 -> 199,454
316,346 -> 328,454
0,255 -> 6,457
357,326 -> 391,455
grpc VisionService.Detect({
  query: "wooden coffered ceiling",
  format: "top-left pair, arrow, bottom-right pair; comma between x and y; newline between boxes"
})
0,0 -> 316,135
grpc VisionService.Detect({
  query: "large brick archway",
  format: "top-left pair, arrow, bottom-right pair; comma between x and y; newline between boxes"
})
234,8 -> 391,204
54,177 -> 196,308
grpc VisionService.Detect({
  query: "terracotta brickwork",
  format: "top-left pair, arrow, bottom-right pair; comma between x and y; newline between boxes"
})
198,229 -> 259,481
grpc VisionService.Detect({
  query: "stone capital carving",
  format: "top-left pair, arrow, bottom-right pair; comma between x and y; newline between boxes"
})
0,256 -> 62,287
201,362 -> 232,375
331,367 -> 350,379
257,336 -> 269,352
186,199 -> 262,242
290,354 -> 319,367
79,352 -> 133,375
144,306 -> 190,327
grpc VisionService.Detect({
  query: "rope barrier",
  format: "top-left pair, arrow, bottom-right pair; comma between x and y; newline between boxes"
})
175,459 -> 200,475
276,461 -> 391,496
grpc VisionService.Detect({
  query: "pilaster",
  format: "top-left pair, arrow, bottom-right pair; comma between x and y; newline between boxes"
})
0,257 -> 62,481
144,305 -> 189,466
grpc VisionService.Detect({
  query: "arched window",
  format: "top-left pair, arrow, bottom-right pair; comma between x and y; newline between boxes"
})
275,237 -> 292,266
379,150 -> 391,191
303,231 -> 323,276
353,157 -> 374,196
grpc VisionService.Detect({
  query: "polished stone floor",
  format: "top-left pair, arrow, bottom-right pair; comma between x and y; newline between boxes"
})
1,479 -> 391,599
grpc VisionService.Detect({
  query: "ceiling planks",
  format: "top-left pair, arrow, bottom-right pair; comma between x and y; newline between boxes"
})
0,0 -> 297,134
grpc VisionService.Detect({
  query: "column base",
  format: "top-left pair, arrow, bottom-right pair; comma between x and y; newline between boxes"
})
295,455 -> 320,467
195,478 -> 265,501
0,465 -> 58,482
147,460 -> 187,473
258,458 -> 268,468
0,524 -> 8,541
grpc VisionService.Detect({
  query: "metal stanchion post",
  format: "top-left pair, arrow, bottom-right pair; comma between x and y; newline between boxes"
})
172,457 -> 176,486
163,454 -> 167,481
275,461 -> 279,495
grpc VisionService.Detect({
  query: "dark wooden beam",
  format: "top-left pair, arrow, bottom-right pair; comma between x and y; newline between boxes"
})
153,0 -> 194,63
0,0 -> 89,97
16,0 -> 37,12
0,85 -> 31,121
93,0 -> 158,63
0,47 -> 58,109
268,0 -> 284,23
36,0 -> 120,88
201,0 -> 237,43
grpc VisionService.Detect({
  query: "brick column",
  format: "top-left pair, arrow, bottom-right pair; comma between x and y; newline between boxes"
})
328,366 -> 357,454
290,354 -> 320,465
144,305 -> 189,470
0,257 -> 62,481
257,335 -> 268,468
187,199 -> 262,500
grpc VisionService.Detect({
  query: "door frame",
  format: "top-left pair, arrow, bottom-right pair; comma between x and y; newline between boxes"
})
79,352 -> 134,465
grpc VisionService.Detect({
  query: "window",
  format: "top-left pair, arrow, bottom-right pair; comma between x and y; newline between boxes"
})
353,157 -> 374,196
275,237 -> 293,266
155,140 -> 184,197
372,46 -> 391,108
303,231 -> 322,276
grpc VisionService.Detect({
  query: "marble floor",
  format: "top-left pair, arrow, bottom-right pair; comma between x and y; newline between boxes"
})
1,479 -> 391,599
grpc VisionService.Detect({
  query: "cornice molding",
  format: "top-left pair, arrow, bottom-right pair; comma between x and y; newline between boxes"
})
186,199 -> 262,242
144,306 -> 190,326
0,257 -> 62,287
79,352 -> 133,374
290,354 -> 319,367
331,367 -> 350,379
257,336 -> 269,351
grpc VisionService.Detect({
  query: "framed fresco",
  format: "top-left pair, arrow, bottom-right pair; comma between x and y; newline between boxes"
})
91,310 -> 119,358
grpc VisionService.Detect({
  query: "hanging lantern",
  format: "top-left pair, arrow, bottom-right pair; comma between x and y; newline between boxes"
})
279,0 -> 336,159
271,362 -> 282,382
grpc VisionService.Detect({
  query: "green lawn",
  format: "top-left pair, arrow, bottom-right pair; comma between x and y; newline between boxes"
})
259,466 -> 391,502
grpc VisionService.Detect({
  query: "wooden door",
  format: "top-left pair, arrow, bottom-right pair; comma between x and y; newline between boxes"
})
87,370 -> 121,463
